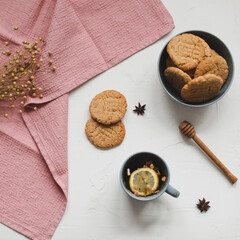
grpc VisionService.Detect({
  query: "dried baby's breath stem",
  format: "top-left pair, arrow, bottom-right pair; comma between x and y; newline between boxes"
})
0,37 -> 56,117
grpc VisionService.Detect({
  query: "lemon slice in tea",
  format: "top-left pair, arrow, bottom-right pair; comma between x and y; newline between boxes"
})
129,168 -> 159,196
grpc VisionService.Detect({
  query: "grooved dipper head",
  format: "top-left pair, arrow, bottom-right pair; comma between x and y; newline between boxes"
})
179,121 -> 196,138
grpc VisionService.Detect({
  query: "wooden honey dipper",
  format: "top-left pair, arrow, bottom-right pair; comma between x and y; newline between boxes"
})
179,121 -> 238,184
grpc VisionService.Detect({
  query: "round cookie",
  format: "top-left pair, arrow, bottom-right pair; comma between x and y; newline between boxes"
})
164,67 -> 192,93
166,56 -> 176,68
185,68 -> 195,78
85,118 -> 125,149
181,74 -> 223,103
198,37 -> 212,58
211,49 -> 219,56
90,90 -> 127,125
166,56 -> 195,78
194,55 -> 229,83
167,33 -> 209,71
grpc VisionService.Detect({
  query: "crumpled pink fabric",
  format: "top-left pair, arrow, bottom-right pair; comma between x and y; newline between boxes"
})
0,0 -> 174,239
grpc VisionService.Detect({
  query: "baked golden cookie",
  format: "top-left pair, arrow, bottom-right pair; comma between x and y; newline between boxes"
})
85,118 -> 125,149
194,55 -> 229,83
164,67 -> 192,92
211,49 -> 219,56
185,68 -> 195,78
181,74 -> 223,103
89,90 -> 127,125
198,37 -> 212,58
166,56 -> 195,78
167,33 -> 210,71
166,56 -> 176,68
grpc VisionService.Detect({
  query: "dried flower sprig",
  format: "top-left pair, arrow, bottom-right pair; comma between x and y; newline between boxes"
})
0,36 -> 55,117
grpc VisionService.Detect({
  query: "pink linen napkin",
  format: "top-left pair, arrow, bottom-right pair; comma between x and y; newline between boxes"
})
0,0 -> 174,239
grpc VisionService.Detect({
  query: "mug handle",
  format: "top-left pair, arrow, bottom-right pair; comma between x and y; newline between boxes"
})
166,185 -> 180,198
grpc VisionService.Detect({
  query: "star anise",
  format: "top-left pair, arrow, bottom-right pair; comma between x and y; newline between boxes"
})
133,102 -> 146,115
196,198 -> 210,212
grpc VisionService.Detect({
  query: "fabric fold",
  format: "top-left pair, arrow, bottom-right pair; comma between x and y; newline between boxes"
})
22,94 -> 69,198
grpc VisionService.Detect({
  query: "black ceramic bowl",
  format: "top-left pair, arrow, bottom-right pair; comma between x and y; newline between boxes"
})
158,30 -> 234,107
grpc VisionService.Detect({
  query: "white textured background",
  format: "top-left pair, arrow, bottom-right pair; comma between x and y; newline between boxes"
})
1,0 -> 240,239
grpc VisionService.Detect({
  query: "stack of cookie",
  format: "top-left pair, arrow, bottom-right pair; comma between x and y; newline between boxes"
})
164,33 -> 229,103
85,90 -> 127,149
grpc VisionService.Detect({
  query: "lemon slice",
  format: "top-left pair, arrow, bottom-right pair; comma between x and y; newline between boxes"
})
129,168 -> 159,196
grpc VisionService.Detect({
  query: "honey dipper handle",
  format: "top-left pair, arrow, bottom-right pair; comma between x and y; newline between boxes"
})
192,135 -> 238,184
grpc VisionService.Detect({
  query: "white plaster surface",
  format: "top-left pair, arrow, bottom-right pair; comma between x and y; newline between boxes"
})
1,0 -> 240,239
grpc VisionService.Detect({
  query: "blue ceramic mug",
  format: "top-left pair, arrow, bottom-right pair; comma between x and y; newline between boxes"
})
120,152 -> 180,201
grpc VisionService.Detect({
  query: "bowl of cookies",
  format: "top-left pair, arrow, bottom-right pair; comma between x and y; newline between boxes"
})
158,31 -> 233,107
